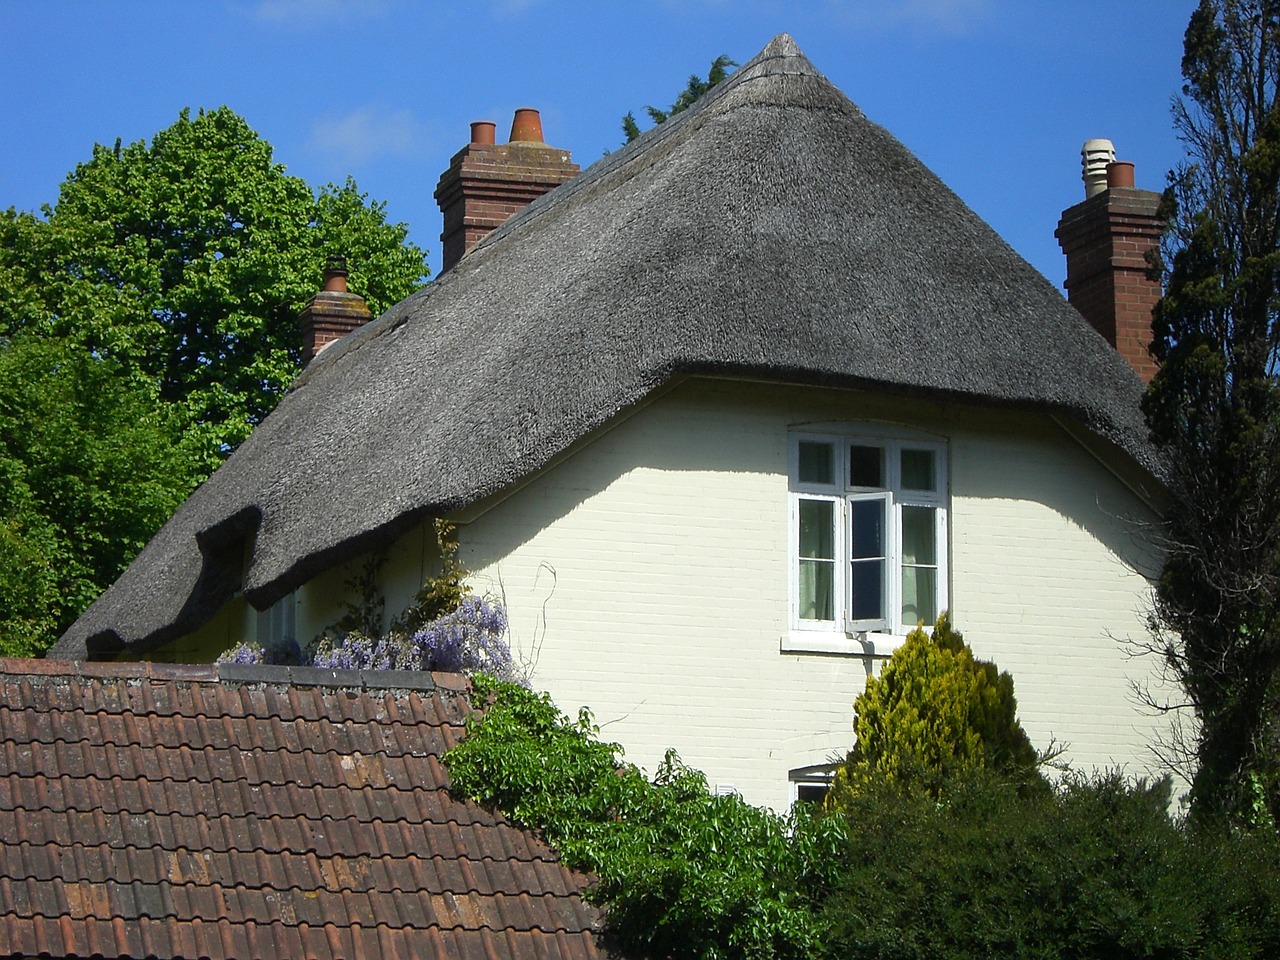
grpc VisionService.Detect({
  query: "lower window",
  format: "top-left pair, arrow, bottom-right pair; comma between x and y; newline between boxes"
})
789,765 -> 836,805
256,591 -> 297,647
790,429 -> 948,643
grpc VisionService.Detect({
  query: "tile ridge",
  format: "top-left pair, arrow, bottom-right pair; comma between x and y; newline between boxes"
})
0,658 -> 473,697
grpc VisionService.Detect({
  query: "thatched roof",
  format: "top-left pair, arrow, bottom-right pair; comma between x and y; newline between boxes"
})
55,34 -> 1154,659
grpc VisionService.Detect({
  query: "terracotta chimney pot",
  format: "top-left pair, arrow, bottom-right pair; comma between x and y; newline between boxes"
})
435,109 -> 579,273
298,255 -> 372,366
1107,161 -> 1136,190
322,254 -> 349,294
509,107 -> 544,144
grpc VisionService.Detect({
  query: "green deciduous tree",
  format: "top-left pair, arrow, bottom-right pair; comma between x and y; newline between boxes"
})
0,106 -> 428,654
1143,0 -> 1280,825
622,54 -> 737,143
1,106 -> 427,472
826,614 -> 1042,808
0,335 -> 189,655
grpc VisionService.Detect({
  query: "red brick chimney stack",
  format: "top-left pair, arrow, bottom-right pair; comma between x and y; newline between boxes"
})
297,255 -> 373,366
434,107 -> 580,273
1055,139 -> 1164,383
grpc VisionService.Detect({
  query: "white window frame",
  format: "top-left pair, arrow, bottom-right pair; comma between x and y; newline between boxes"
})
789,764 -> 837,806
784,426 -> 948,656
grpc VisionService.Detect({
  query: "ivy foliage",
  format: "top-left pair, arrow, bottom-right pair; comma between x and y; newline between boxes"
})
445,675 -> 846,960
827,614 -> 1042,808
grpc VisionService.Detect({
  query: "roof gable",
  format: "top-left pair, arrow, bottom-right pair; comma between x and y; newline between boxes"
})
56,34 -> 1155,657
0,660 -> 603,960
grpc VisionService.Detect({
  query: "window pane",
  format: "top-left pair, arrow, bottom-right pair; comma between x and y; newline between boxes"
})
795,782 -> 830,804
798,442 -> 834,484
850,498 -> 884,559
851,560 -> 884,621
901,566 -> 937,626
850,445 -> 884,487
798,500 -> 834,559
901,506 -> 936,564
799,560 -> 835,620
901,448 -> 936,491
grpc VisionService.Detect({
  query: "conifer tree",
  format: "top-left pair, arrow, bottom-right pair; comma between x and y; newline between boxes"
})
1144,0 -> 1280,825
622,55 -> 737,143
826,615 -> 1041,808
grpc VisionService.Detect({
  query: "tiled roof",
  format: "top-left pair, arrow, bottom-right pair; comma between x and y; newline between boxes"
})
0,659 -> 605,960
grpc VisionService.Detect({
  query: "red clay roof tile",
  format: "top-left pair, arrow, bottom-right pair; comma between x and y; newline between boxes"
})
0,660 -> 607,959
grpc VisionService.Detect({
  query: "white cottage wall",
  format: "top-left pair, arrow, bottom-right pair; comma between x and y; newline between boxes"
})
441,377 -> 1169,811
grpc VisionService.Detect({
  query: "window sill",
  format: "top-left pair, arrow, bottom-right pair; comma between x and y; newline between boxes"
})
780,630 -> 906,658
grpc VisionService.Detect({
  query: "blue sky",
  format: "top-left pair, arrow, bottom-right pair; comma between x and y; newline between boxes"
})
3,0 -> 1194,286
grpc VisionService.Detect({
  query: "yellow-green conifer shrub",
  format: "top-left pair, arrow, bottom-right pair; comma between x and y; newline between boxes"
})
827,614 -> 1041,809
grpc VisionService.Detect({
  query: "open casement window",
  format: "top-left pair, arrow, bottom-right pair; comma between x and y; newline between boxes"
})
787,430 -> 948,653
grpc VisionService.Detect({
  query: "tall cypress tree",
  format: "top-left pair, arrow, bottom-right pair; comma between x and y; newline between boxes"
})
1144,0 -> 1280,825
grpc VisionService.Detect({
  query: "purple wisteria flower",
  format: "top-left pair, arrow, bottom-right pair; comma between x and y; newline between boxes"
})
311,632 -> 398,671
309,597 -> 519,682
215,638 -> 303,667
215,641 -> 266,665
408,597 -> 516,681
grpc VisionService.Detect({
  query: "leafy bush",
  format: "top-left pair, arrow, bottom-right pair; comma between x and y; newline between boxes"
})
389,519 -> 472,635
445,675 -> 847,960
444,668 -> 1280,959
327,520 -> 470,642
827,613 -> 1041,807
821,767 -> 1280,960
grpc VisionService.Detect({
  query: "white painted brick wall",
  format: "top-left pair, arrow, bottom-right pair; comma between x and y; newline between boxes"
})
453,379 -> 1172,810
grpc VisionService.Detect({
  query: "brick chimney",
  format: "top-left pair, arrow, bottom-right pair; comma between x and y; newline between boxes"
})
1055,139 -> 1164,383
434,108 -> 580,273
297,255 -> 372,365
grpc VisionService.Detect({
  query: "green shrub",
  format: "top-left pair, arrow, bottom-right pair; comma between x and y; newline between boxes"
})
827,613 -> 1041,807
445,675 -> 847,960
820,767 -> 1280,960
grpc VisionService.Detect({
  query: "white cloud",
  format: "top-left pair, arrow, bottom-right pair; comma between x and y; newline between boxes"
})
307,106 -> 428,170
